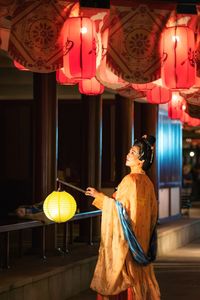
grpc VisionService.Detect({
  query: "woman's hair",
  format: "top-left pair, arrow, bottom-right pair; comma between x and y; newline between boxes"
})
133,134 -> 156,171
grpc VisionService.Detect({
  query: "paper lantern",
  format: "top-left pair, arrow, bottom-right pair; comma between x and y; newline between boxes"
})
117,84 -> 146,102
168,93 -> 185,119
161,26 -> 195,89
63,17 -> 96,79
56,68 -> 78,85
79,77 -> 104,95
187,116 -> 200,126
14,60 -> 29,71
147,86 -> 172,104
180,110 -> 190,124
43,191 -> 77,223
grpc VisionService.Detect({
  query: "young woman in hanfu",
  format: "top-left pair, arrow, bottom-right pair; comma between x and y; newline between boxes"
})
85,135 -> 160,300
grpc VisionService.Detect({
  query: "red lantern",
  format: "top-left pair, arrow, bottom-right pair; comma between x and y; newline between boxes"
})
56,68 -> 78,85
79,77 -> 104,95
161,26 -> 195,89
180,111 -> 200,126
146,86 -> 172,104
14,60 -> 29,71
180,110 -> 190,124
63,17 -> 96,79
187,115 -> 200,126
168,93 -> 186,119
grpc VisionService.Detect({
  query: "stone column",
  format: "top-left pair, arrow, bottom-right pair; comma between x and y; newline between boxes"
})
33,72 -> 57,251
33,72 -> 57,201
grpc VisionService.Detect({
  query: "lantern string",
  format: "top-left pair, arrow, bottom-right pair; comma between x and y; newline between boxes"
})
56,178 -> 86,194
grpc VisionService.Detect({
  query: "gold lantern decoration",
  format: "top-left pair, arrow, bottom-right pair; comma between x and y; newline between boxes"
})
43,191 -> 77,223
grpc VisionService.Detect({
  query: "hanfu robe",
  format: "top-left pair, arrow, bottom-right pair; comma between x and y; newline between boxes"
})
91,167 -> 160,300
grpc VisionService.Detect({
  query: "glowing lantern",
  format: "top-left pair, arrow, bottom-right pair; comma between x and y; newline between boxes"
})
181,111 -> 200,126
43,191 -> 77,223
56,68 -> 78,85
147,86 -> 172,104
180,110 -> 190,124
161,26 -> 195,89
79,77 -> 104,95
192,76 -> 200,89
187,116 -> 200,126
14,60 -> 29,71
63,17 -> 96,79
168,93 -> 186,119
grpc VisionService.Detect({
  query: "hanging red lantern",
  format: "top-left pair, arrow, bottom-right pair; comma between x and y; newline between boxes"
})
56,68 -> 78,85
14,60 -> 29,71
187,115 -> 200,126
180,110 -> 200,126
63,17 -> 96,79
146,86 -> 172,104
193,76 -> 200,88
168,92 -> 186,119
79,77 -> 104,95
161,25 -> 195,89
180,110 -> 190,124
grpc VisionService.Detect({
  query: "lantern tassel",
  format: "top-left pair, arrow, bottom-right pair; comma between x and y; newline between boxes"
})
56,178 -> 86,194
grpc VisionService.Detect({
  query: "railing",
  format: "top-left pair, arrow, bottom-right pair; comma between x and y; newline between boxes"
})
0,210 -> 102,269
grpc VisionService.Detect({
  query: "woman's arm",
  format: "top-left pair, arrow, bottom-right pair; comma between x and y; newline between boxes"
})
85,187 -> 106,209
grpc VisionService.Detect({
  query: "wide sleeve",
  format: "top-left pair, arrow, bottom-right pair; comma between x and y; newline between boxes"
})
92,193 -> 108,210
151,185 -> 158,231
92,174 -> 137,214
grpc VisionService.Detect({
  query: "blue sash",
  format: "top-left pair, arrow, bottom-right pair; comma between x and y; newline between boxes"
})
115,200 -> 157,266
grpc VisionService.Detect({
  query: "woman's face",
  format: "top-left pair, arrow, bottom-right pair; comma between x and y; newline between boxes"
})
125,145 -> 141,167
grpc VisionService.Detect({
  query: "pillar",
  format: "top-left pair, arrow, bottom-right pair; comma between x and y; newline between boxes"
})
33,72 -> 57,201
33,72 -> 57,251
115,95 -> 134,183
79,94 -> 102,241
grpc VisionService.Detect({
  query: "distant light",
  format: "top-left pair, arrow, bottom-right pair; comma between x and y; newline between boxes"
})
186,138 -> 192,143
189,151 -> 195,157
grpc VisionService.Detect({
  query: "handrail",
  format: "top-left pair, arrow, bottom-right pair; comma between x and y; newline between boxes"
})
70,209 -> 101,221
0,209 -> 102,269
0,210 -> 102,233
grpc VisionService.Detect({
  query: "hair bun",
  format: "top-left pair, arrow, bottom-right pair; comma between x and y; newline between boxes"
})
147,135 -> 156,146
142,134 -> 156,146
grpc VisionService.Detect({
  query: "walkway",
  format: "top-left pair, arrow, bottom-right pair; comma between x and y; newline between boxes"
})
68,202 -> 200,300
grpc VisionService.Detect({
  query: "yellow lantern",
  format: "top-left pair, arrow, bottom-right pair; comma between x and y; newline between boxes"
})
43,191 -> 77,223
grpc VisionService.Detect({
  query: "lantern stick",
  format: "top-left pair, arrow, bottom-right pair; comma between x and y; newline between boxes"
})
56,178 -> 86,194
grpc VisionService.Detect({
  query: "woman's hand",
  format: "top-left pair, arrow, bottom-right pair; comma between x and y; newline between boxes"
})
85,187 -> 100,198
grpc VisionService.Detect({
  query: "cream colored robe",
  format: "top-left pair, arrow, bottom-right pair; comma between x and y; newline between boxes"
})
91,171 -> 160,300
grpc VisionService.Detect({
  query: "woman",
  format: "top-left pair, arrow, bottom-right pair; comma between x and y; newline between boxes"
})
85,135 -> 160,300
